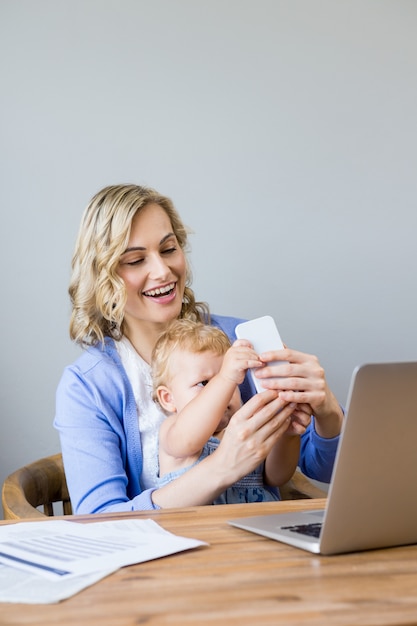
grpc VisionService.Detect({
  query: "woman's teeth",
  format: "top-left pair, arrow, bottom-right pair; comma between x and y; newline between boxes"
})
144,283 -> 175,297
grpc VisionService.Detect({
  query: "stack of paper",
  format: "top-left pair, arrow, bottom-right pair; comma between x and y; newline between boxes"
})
0,518 -> 206,604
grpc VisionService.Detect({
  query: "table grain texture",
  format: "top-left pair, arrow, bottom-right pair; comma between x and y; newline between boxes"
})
1,499 -> 417,625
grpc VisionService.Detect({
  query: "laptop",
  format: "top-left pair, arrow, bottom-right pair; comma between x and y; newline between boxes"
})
229,362 -> 417,555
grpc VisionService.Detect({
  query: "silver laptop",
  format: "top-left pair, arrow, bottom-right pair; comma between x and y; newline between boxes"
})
229,362 -> 417,555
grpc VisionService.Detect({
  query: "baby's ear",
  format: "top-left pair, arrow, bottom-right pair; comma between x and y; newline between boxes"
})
156,386 -> 176,413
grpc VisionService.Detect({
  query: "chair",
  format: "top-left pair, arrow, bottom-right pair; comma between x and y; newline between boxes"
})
280,468 -> 328,500
2,455 -> 326,520
2,453 -> 72,520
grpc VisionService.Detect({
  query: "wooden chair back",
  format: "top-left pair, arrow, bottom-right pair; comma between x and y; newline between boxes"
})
2,453 -> 72,520
2,454 -> 325,520
280,468 -> 328,500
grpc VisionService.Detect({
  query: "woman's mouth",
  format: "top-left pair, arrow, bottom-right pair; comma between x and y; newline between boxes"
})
143,282 -> 176,298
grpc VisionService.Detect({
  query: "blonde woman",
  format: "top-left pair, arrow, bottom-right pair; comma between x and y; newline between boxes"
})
54,184 -> 343,514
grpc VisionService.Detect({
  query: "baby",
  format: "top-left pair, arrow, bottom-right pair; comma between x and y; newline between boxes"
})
151,319 -> 301,504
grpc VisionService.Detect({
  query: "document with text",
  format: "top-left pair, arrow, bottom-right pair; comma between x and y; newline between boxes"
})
0,518 -> 207,603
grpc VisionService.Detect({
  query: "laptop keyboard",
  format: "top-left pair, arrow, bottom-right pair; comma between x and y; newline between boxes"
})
281,522 -> 322,538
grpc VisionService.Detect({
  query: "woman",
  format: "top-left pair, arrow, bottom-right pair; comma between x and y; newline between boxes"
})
54,184 -> 343,514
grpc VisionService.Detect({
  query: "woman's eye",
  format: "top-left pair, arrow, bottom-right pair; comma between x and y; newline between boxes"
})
126,258 -> 144,266
197,380 -> 209,387
162,246 -> 177,255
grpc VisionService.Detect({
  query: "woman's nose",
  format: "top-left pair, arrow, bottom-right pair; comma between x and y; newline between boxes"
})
148,253 -> 171,279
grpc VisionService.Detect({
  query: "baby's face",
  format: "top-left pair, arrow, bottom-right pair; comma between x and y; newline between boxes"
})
167,348 -> 242,432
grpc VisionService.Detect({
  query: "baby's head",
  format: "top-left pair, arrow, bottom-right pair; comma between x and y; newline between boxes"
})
151,319 -> 236,417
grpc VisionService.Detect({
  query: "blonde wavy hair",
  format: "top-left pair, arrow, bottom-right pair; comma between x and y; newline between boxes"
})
69,184 -> 209,346
151,319 -> 231,404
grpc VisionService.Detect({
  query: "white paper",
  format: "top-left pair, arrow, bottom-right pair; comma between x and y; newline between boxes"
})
0,518 -> 207,603
0,563 -> 116,604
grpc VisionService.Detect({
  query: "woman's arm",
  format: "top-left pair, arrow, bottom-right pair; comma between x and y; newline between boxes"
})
264,431 -> 300,487
214,314 -> 343,484
54,354 -> 158,514
263,401 -> 311,486
153,391 -> 297,507
251,347 -> 343,483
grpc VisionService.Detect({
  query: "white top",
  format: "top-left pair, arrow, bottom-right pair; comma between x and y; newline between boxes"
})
115,336 -> 166,490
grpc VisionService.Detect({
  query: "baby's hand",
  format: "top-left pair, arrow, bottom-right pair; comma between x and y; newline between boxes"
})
219,340 -> 263,385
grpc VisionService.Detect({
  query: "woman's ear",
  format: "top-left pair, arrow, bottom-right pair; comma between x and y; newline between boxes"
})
156,386 -> 177,413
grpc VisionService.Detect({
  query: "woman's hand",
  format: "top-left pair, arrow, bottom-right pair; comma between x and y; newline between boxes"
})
213,390 -> 296,483
287,403 -> 311,435
254,348 -> 344,439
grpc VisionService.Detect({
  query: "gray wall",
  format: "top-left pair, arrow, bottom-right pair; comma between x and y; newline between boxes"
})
1,0 -> 416,517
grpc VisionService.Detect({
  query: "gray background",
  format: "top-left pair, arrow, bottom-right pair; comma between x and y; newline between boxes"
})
1,0 -> 416,516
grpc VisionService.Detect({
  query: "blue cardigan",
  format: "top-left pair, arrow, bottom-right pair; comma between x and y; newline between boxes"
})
54,314 -> 339,514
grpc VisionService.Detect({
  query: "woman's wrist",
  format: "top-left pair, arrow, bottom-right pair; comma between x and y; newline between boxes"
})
313,392 -> 344,439
151,453 -> 231,509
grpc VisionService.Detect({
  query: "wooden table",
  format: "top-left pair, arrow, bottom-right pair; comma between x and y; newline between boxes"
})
1,499 -> 417,625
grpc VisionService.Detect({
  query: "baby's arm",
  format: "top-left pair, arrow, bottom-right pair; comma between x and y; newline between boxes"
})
161,341 -> 261,459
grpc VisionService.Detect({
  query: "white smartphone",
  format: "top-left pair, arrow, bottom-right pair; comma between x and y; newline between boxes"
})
235,316 -> 285,393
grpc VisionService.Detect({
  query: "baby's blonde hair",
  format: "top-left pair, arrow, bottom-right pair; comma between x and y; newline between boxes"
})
69,184 -> 209,346
151,319 -> 231,402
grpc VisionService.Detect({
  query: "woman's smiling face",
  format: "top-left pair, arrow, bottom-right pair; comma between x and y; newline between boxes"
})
117,202 -> 187,332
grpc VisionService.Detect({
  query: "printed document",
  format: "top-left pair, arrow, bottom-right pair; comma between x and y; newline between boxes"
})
0,518 -> 206,603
